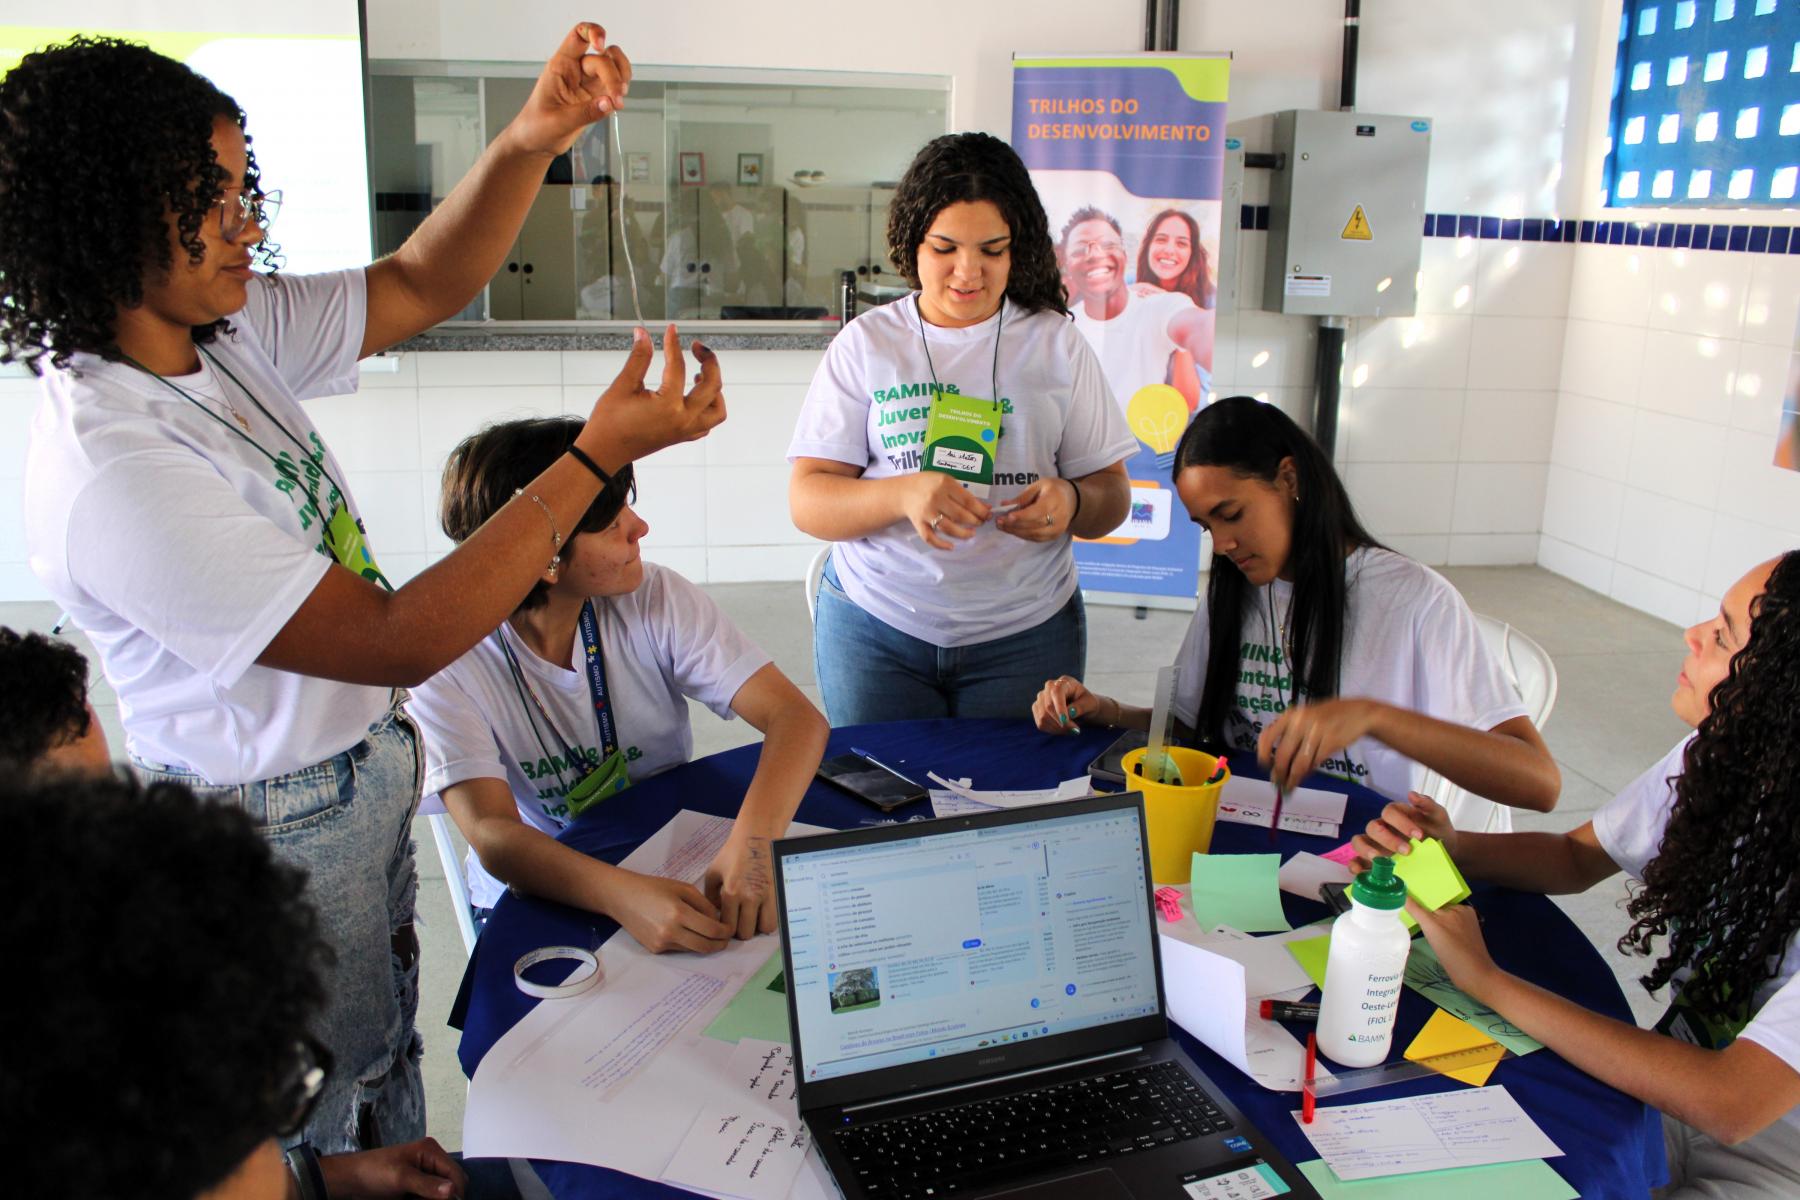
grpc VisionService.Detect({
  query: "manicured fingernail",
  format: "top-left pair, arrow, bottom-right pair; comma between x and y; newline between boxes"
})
1056,710 -> 1067,726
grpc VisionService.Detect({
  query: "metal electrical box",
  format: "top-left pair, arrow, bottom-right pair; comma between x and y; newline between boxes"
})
1263,110 -> 1431,317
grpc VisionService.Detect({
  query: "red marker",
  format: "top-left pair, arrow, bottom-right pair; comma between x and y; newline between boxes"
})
1302,1032 -> 1317,1124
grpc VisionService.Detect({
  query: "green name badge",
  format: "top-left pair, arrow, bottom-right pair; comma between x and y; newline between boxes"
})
325,502 -> 392,591
565,747 -> 631,818
921,389 -> 1002,499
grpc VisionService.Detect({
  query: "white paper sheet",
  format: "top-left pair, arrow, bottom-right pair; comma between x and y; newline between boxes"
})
1294,1085 -> 1564,1181
927,775 -> 1091,817
1158,933 -> 1327,1092
463,809 -> 835,1194
1215,777 -> 1348,837
1277,851 -> 1354,900
662,1039 -> 812,1200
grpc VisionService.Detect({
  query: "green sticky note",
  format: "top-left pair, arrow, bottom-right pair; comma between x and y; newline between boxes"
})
1287,932 -> 1332,989
702,949 -> 793,1045
1190,851 -> 1291,933
1385,838 -> 1471,932
1404,941 -> 1543,1057
1297,1158 -> 1576,1199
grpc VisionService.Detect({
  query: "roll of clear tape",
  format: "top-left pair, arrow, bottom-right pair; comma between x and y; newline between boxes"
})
513,945 -> 602,999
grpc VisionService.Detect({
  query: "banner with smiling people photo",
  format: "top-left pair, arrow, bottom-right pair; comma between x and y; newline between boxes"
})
1013,54 -> 1229,605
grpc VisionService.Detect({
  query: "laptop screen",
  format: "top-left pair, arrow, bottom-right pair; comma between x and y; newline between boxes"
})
778,805 -> 1161,1084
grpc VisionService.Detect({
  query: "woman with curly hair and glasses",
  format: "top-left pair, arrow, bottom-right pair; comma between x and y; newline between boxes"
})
2,25 -> 723,1155
1357,552 -> 1800,1196
787,133 -> 1136,722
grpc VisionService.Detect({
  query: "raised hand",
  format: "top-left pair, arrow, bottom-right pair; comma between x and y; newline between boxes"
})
510,22 -> 634,156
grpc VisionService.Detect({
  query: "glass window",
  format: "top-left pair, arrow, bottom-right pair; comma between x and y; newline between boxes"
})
367,62 -> 949,323
1605,0 -> 1799,209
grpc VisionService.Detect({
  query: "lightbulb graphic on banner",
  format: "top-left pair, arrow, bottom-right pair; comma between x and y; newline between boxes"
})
1127,384 -> 1189,468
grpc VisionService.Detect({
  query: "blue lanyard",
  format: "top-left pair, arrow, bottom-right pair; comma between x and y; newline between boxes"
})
575,600 -> 619,760
498,599 -> 618,788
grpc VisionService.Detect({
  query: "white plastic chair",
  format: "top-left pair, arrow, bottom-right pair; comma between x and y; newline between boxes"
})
1420,613 -> 1559,835
419,794 -> 479,957
804,544 -> 831,624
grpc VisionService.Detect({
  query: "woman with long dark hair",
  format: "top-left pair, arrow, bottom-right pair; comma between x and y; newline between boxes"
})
788,133 -> 1136,722
1034,395 -> 1559,816
1134,208 -> 1215,309
1358,552 -> 1800,1195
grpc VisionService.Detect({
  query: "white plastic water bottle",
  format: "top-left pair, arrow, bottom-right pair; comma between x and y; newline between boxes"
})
1316,856 -> 1410,1068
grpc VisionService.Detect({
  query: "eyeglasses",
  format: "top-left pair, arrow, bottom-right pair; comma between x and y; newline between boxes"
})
1067,238 -> 1124,259
271,1035 -> 333,1138
216,188 -> 282,241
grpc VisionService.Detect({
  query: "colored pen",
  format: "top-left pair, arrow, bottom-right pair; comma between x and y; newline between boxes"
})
849,746 -> 923,788
1205,756 -> 1228,785
1261,999 -> 1320,1022
1302,1032 -> 1317,1123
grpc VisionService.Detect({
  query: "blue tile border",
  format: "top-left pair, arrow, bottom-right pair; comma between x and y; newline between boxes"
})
1232,205 -> 1798,254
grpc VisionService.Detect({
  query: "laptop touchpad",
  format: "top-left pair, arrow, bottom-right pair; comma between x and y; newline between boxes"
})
984,1167 -> 1137,1200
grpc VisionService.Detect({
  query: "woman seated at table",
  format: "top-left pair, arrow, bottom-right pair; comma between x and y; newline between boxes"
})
1357,552 -> 1800,1197
408,417 -> 829,954
1032,395 -> 1559,822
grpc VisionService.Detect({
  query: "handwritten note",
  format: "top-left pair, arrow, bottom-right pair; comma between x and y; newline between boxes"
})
580,969 -> 726,1094
1295,1085 -> 1562,1181
649,814 -> 736,885
662,1038 -> 812,1200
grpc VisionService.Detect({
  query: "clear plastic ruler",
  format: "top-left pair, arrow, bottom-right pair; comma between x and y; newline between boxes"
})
1309,1043 -> 1513,1100
1143,665 -> 1182,784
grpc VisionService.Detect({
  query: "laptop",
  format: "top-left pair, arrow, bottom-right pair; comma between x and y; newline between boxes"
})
772,793 -> 1318,1200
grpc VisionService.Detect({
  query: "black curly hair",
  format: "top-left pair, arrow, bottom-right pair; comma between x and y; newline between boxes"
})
1620,550 -> 1800,1023
2,774 -> 331,1199
439,416 -> 638,612
0,36 -> 280,373
0,626 -> 92,771
886,132 -> 1068,317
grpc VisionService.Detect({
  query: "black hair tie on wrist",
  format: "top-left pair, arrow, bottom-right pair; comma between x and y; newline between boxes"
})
567,445 -> 613,486
1066,478 -> 1083,526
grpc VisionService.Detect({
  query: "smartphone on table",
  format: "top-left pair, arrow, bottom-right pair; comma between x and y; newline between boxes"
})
816,752 -> 928,812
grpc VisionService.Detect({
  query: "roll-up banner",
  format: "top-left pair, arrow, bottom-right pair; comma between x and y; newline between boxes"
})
1012,54 -> 1230,605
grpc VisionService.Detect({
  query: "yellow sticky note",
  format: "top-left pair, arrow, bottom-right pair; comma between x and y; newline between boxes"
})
1404,1009 -> 1501,1086
1393,837 -> 1471,931
1286,932 -> 1332,989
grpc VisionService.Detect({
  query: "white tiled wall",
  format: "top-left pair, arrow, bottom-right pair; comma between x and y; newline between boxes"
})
1539,244 -> 1800,626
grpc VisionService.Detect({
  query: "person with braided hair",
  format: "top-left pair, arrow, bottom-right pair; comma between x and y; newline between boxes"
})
1356,551 -> 1800,1196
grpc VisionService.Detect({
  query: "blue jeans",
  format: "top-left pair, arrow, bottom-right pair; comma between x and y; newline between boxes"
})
133,702 -> 426,1155
813,557 -> 1087,725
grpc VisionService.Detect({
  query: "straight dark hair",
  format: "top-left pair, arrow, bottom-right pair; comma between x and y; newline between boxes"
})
1173,396 -> 1382,747
439,416 -> 635,612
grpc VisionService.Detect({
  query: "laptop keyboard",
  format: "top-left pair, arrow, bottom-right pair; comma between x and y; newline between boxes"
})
833,1061 -> 1234,1198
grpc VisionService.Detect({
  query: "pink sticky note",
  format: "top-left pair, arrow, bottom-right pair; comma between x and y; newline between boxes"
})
1320,842 -> 1359,866
1154,886 -> 1184,922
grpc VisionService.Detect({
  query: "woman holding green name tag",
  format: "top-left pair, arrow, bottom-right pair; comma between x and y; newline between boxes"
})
6,26 -> 724,1154
410,417 -> 829,952
788,132 -> 1136,724
1355,553 -> 1800,1197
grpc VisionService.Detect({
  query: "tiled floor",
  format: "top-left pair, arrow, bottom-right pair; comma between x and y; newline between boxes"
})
0,563 -> 1695,1150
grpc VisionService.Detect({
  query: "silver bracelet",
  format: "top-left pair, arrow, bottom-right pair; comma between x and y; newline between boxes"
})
513,488 -> 564,573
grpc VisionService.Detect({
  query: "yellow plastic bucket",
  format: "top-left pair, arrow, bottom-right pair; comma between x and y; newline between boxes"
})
1120,746 -> 1229,883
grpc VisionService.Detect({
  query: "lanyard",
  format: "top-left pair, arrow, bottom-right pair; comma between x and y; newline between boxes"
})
913,294 -> 1004,409
124,348 -> 352,518
497,600 -> 619,790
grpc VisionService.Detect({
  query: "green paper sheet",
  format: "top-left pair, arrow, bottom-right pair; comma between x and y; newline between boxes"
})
1191,851 -> 1291,933
1297,1157 -> 1576,1199
702,948 -> 792,1045
1287,932 -> 1332,989
1391,837 -> 1472,932
1404,941 -> 1543,1056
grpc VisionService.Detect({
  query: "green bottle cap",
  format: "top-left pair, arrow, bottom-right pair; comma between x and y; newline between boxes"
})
1352,856 -> 1408,910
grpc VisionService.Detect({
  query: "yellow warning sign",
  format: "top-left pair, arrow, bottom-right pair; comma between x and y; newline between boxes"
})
1342,205 -> 1373,240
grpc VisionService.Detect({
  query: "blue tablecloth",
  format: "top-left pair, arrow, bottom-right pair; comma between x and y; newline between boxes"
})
455,719 -> 1665,1198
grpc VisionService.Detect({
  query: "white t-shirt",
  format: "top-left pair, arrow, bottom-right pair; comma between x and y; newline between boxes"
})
787,296 -> 1136,647
1593,735 -> 1800,1142
1171,547 -> 1528,800
1070,288 -> 1206,413
24,270 -> 386,784
406,564 -> 770,908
